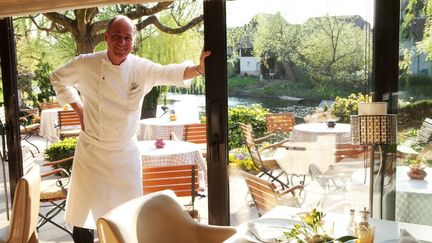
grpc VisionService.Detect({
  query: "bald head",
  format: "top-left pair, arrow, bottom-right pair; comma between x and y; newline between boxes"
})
106,15 -> 136,35
104,15 -> 136,65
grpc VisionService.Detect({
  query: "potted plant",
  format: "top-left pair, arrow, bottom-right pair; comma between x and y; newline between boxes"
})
407,158 -> 427,180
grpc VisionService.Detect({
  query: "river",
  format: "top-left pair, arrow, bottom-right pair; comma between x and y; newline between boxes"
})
159,93 -> 318,122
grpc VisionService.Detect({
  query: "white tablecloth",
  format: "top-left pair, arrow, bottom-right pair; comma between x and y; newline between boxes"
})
138,140 -> 207,182
39,108 -> 62,143
292,123 -> 351,143
136,118 -> 197,141
225,206 -> 432,242
396,166 -> 432,226
271,136 -> 337,175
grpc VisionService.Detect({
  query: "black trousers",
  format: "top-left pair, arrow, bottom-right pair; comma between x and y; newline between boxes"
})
73,226 -> 94,243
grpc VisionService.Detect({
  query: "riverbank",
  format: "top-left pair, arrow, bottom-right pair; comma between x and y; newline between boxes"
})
227,76 -> 357,102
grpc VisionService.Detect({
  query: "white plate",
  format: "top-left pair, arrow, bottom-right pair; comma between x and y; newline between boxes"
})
245,218 -> 299,243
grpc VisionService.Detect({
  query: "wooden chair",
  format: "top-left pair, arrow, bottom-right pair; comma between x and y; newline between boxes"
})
241,171 -> 303,216
239,123 -> 291,189
184,123 -> 207,157
57,110 -> 81,140
142,165 -> 201,216
0,164 -> 40,243
40,102 -> 61,110
398,118 -> 432,159
265,112 -> 296,134
335,143 -> 366,162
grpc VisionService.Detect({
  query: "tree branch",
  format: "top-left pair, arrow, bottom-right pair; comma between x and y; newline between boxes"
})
136,15 -> 203,34
126,2 -> 174,19
43,12 -> 74,32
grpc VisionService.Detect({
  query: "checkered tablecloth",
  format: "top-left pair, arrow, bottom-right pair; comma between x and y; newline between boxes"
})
291,123 -> 351,143
396,166 -> 432,226
137,118 -> 196,141
138,140 -> 207,182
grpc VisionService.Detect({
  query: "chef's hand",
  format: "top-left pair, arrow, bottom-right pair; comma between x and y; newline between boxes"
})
70,101 -> 85,131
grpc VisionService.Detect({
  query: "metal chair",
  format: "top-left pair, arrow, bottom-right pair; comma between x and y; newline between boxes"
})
38,156 -> 74,237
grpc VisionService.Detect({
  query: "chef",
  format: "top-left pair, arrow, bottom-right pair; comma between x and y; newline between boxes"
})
50,15 -> 211,243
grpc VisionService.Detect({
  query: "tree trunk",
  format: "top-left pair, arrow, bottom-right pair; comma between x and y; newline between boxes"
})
76,36 -> 97,54
141,87 -> 160,119
282,61 -> 297,81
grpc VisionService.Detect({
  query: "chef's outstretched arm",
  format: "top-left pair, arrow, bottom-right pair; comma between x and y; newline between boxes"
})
183,50 -> 211,80
70,101 -> 85,131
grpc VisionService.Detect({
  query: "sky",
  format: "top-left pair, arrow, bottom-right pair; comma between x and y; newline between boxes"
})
226,0 -> 374,27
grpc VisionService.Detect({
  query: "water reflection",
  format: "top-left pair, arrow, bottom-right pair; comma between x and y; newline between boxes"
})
158,93 -> 318,121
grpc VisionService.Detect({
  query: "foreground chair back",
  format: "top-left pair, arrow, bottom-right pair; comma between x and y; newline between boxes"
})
0,165 -> 40,243
97,190 -> 236,243
142,165 -> 199,213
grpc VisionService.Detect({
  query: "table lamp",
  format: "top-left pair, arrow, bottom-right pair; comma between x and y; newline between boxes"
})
350,112 -> 397,215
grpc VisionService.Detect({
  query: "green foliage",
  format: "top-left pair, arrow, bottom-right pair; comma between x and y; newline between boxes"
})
228,146 -> 258,172
399,74 -> 432,88
398,99 -> 432,129
45,138 -> 78,171
284,208 -> 357,242
34,60 -> 55,103
228,104 -> 269,150
329,93 -> 371,123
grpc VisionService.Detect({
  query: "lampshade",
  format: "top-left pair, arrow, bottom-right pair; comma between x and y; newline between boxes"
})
350,115 -> 397,145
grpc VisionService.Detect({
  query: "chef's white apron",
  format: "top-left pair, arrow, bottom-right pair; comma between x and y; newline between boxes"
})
64,133 -> 141,229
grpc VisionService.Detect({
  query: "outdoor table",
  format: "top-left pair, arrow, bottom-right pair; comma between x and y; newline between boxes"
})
270,136 -> 336,175
396,166 -> 432,226
136,117 -> 197,141
39,108 -> 62,143
224,206 -> 432,242
138,140 -> 207,184
291,122 -> 351,143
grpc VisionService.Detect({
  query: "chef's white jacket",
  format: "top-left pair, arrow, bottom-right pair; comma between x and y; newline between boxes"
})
50,51 -> 192,229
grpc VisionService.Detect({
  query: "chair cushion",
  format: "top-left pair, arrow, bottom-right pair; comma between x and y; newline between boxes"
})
40,178 -> 69,201
60,129 -> 81,137
20,123 -> 40,133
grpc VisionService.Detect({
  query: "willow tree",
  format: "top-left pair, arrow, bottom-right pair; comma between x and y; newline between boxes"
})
28,1 -> 203,118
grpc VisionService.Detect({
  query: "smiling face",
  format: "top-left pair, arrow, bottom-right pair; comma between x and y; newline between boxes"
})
104,17 -> 135,65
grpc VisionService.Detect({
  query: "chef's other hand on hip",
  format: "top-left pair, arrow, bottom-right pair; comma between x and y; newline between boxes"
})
70,101 -> 85,131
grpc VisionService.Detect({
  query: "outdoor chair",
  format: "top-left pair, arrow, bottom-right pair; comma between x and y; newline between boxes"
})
38,156 -> 74,237
335,143 -> 366,162
184,123 -> 207,158
0,164 -> 40,243
97,190 -> 236,243
142,164 -> 202,220
239,123 -> 291,189
40,102 -> 61,110
57,110 -> 81,140
265,112 -> 296,135
397,118 -> 432,159
308,164 -> 350,193
20,111 -> 41,155
241,171 -> 303,216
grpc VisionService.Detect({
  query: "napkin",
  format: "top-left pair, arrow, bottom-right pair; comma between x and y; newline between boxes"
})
399,228 -> 419,243
247,221 -> 280,243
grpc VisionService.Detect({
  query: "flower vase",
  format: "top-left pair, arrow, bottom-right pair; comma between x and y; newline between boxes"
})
407,165 -> 427,180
